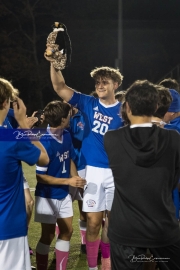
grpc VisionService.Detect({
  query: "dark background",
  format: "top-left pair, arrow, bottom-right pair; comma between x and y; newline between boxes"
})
0,0 -> 180,114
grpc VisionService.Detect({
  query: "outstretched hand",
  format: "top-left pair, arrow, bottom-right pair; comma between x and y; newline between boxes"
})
68,176 -> 86,189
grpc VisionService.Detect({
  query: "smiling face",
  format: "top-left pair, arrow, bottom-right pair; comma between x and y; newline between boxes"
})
95,77 -> 118,101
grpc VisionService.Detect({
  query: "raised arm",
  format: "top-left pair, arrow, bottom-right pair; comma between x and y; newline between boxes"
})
13,97 -> 49,166
49,61 -> 75,102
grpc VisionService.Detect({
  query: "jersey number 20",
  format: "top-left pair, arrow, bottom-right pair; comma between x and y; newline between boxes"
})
92,120 -> 108,135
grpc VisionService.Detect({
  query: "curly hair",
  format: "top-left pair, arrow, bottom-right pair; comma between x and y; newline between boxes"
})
90,66 -> 123,86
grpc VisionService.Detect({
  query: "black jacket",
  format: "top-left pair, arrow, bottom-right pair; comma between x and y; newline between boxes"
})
104,125 -> 180,247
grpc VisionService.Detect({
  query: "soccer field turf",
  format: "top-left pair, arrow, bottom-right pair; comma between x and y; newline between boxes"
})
22,162 -> 101,270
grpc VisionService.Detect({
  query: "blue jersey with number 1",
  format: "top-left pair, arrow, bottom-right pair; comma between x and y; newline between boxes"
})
68,92 -> 123,168
35,128 -> 76,200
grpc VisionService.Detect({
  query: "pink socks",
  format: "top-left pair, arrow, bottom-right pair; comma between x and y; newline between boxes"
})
86,239 -> 100,268
100,241 -> 110,258
55,239 -> 70,270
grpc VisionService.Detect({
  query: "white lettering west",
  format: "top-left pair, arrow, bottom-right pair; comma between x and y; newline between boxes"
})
93,112 -> 113,124
59,151 -> 69,162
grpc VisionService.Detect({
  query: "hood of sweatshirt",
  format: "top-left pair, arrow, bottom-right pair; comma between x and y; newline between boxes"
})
121,125 -> 169,167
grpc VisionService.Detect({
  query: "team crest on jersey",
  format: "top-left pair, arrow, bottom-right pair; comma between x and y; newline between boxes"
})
93,106 -> 99,111
77,121 -> 84,130
56,151 -> 60,157
86,199 -> 96,207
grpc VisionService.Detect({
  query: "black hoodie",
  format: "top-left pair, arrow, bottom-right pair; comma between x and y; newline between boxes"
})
104,125 -> 180,247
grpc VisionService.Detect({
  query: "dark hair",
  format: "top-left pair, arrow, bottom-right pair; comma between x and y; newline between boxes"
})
125,80 -> 158,116
159,78 -> 180,93
90,66 -> 123,86
153,85 -> 172,118
115,90 -> 126,102
44,100 -> 71,127
120,102 -> 130,125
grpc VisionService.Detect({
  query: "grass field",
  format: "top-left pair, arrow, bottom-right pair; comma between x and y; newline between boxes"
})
22,162 -> 101,270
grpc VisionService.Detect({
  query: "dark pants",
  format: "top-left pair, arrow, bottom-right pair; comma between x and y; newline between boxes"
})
110,239 -> 180,270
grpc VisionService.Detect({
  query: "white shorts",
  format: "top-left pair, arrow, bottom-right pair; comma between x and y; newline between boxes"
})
82,165 -> 115,212
23,177 -> 29,190
0,236 -> 31,270
69,169 -> 85,201
34,194 -> 73,223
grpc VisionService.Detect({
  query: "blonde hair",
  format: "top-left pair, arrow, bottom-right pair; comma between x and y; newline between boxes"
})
0,78 -> 19,109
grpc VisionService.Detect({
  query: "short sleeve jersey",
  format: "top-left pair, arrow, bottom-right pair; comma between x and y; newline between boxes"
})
68,92 -> 123,168
35,128 -> 76,200
68,110 -> 85,170
0,127 -> 40,240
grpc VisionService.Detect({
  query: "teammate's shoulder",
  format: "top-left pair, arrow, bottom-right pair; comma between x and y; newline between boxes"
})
105,125 -> 124,137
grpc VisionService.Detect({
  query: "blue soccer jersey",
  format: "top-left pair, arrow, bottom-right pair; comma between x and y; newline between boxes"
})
35,128 -> 76,200
0,127 -> 40,240
164,122 -> 180,219
170,116 -> 180,130
68,110 -> 85,170
68,92 -> 123,168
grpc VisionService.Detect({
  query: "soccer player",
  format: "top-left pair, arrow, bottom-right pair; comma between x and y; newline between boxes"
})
104,80 -> 180,270
68,105 -> 87,253
163,89 -> 180,129
0,78 -> 49,270
45,54 -> 123,270
35,100 -> 86,270
4,106 -> 40,256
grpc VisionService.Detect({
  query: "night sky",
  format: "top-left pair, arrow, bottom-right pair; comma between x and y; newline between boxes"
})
59,0 -> 180,93
1,0 -> 180,110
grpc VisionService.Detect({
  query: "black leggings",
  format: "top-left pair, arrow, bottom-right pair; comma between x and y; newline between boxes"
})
110,239 -> 180,270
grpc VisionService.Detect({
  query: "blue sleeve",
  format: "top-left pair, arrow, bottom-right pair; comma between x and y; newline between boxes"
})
69,112 -> 85,142
68,92 -> 94,112
16,141 -> 41,166
7,109 -> 19,128
35,139 -> 53,174
70,144 -> 77,162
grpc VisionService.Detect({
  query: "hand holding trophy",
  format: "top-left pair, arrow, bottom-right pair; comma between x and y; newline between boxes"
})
45,22 -> 72,70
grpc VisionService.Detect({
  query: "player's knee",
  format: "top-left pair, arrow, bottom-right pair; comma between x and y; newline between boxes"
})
60,226 -> 73,240
41,233 -> 55,245
87,220 -> 101,236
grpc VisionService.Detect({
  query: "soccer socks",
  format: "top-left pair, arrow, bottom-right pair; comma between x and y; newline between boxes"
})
36,242 -> 50,270
55,239 -> 70,270
86,239 -> 100,268
79,219 -> 87,245
100,241 -> 110,259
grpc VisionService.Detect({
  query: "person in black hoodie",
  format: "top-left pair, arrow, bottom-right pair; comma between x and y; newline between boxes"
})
104,80 -> 180,270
